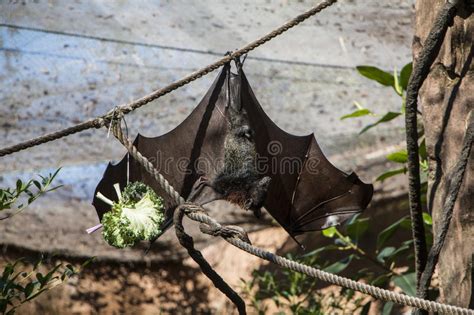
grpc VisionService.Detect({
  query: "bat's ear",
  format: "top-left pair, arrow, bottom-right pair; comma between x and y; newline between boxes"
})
232,54 -> 247,74
225,52 -> 247,75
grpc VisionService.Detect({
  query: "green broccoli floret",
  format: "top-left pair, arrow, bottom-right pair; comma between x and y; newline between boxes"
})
96,182 -> 165,249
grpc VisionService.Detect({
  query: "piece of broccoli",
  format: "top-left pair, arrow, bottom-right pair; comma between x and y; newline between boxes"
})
96,182 -> 165,249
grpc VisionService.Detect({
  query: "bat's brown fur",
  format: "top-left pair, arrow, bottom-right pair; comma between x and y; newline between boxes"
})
189,70 -> 271,217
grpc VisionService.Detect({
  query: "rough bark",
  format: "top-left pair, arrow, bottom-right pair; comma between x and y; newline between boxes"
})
414,0 -> 473,308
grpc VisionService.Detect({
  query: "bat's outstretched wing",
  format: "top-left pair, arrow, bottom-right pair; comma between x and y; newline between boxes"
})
239,70 -> 373,241
93,66 -> 231,223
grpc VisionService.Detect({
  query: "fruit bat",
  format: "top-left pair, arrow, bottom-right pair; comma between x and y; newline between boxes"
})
93,59 -> 373,245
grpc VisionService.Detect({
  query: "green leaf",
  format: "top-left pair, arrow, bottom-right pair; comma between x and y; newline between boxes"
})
36,273 -> 45,286
2,264 -> 14,281
356,66 -> 395,86
346,218 -> 369,242
400,219 -> 412,230
40,264 -> 62,289
32,180 -> 42,190
360,112 -> 402,134
422,212 -> 433,226
33,257 -> 42,270
24,282 -> 36,299
382,301 -> 394,315
324,256 -> 353,274
345,213 -> 361,226
376,167 -> 407,182
388,243 -> 411,261
322,226 -> 337,238
340,109 -> 372,120
377,216 -> 410,249
377,247 -> 396,263
393,272 -> 417,296
15,180 -> 23,193
400,62 -> 413,91
386,150 -> 408,163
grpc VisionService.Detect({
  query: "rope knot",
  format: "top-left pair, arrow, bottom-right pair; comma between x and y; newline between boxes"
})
199,223 -> 252,244
180,206 -> 252,244
103,106 -> 125,130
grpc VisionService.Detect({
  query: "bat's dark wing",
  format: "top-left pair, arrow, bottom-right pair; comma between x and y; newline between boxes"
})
239,70 -> 373,241
93,65 -> 231,222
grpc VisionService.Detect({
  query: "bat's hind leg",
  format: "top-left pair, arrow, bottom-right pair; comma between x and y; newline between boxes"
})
187,177 -> 224,206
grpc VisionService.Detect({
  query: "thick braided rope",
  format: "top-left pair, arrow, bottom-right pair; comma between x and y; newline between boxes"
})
187,211 -> 474,315
0,118 -> 104,157
0,0 -> 337,158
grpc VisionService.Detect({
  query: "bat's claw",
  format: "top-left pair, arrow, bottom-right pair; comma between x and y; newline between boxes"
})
187,177 -> 223,205
244,198 -> 253,210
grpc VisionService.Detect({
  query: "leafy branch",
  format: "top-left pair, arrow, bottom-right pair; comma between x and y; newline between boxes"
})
0,256 -> 94,314
0,168 -> 62,220
318,212 -> 433,313
0,168 -> 94,315
340,63 -> 431,185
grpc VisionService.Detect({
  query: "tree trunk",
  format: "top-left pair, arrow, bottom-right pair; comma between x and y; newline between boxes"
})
414,0 -> 473,308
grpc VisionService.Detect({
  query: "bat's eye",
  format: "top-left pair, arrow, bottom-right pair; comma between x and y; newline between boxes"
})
236,126 -> 253,140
